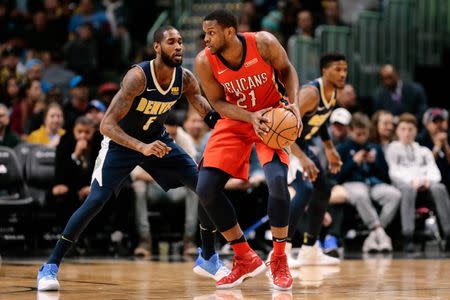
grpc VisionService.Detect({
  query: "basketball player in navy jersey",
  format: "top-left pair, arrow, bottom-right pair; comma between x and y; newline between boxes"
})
287,53 -> 347,267
37,26 -> 229,291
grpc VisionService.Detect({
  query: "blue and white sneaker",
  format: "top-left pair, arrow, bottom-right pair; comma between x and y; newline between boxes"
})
193,248 -> 230,281
37,264 -> 60,291
320,235 -> 340,258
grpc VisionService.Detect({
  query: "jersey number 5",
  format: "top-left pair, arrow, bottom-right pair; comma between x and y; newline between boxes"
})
236,90 -> 256,109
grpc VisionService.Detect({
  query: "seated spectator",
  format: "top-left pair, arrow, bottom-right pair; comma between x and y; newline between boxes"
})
98,82 -> 119,106
417,108 -> 450,191
386,113 -> 450,252
183,109 -> 210,162
373,64 -> 428,122
24,59 -> 53,94
287,10 -> 314,53
0,46 -> 22,87
27,102 -> 65,147
370,110 -> 395,152
337,84 -> 361,113
64,22 -> 98,81
0,103 -> 21,148
1,76 -> 21,107
51,116 -> 100,226
336,113 -> 401,252
64,76 -> 89,131
329,107 -> 351,145
10,79 -> 45,136
42,50 -> 76,95
85,99 -> 106,129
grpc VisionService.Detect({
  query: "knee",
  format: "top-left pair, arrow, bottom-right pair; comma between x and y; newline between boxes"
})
267,174 -> 289,200
430,182 -> 448,194
195,181 -> 217,208
387,186 -> 402,204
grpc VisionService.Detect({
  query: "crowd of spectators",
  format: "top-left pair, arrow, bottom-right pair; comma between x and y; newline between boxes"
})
1,0 -> 449,257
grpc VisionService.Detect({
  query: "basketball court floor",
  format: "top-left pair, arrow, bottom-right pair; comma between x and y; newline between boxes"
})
1,256 -> 450,299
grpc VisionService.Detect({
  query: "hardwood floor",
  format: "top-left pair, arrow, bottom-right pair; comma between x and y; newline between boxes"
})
1,257 -> 450,299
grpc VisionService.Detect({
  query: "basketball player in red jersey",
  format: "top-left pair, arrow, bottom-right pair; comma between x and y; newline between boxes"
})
195,10 -> 302,290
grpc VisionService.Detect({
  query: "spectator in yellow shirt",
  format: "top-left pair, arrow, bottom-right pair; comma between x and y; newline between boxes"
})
27,102 -> 65,147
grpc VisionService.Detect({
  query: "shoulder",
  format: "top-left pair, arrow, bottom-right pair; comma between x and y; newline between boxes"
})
121,66 -> 146,95
254,31 -> 279,59
181,67 -> 198,91
195,49 -> 210,66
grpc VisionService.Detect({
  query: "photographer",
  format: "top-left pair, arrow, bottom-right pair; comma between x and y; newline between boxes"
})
335,113 -> 401,252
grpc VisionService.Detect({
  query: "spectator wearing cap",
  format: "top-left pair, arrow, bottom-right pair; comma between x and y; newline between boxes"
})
42,50 -> 76,96
329,107 -> 351,145
63,76 -> 89,131
98,82 -> 119,106
25,58 -> 53,93
27,102 -> 65,147
418,108 -> 450,191
335,113 -> 401,252
0,103 -> 21,148
85,99 -> 106,129
373,64 -> 428,122
386,113 -> 450,252
370,110 -> 395,153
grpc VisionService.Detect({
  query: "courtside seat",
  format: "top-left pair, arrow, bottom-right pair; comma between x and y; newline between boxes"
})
25,146 -> 56,206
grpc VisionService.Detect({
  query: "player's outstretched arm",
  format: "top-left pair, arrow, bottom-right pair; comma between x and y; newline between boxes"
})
182,68 -> 220,128
255,31 -> 302,132
100,67 -> 149,153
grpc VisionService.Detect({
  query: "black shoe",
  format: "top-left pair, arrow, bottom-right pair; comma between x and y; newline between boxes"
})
403,236 -> 415,253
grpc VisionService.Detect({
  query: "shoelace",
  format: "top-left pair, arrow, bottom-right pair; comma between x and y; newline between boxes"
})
266,256 -> 289,278
44,266 -> 58,277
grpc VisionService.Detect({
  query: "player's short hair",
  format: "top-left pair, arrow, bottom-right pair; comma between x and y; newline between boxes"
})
350,112 -> 371,130
320,52 -> 347,70
75,116 -> 95,127
204,9 -> 238,31
153,25 -> 177,43
397,113 -> 417,128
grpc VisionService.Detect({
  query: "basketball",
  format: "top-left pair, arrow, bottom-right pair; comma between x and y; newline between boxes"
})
260,107 -> 299,149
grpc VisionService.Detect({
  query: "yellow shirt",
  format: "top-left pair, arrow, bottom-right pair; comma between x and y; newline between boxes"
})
27,126 -> 66,146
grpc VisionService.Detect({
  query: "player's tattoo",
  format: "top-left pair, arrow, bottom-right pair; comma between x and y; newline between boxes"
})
182,68 -> 212,118
100,67 -> 146,152
255,32 -> 273,66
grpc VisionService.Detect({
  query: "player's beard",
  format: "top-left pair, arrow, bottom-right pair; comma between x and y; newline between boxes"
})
161,50 -> 182,67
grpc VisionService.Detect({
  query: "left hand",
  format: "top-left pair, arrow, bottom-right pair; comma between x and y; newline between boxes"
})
284,104 -> 302,137
78,186 -> 90,201
326,147 -> 342,174
366,149 -> 377,163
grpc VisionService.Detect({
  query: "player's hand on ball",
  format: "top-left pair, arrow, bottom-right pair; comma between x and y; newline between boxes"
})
140,141 -> 172,157
299,155 -> 319,181
251,107 -> 272,138
284,104 -> 302,137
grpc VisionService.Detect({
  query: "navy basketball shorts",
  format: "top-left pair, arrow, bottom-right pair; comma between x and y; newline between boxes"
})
91,133 -> 198,195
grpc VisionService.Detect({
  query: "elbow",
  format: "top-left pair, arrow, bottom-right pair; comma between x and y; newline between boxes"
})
99,119 -> 108,136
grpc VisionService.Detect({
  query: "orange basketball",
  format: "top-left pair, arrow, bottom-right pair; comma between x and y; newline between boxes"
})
261,107 -> 299,149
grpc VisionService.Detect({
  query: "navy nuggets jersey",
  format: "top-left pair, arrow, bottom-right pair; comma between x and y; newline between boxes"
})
118,60 -> 183,144
300,78 -> 337,141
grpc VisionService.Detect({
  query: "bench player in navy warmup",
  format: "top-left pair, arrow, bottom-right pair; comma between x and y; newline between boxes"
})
37,26 -> 229,291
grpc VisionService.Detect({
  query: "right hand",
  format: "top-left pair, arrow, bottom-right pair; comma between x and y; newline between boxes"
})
139,140 -> 172,158
433,131 -> 448,148
250,108 -> 272,139
52,184 -> 69,196
299,155 -> 319,181
353,149 -> 367,165
74,139 -> 88,157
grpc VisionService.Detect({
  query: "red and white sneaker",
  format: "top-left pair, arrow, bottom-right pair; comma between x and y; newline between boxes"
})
269,253 -> 293,290
216,249 -> 266,289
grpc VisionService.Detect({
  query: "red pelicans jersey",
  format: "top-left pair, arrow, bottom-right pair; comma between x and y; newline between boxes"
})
205,32 -> 286,112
